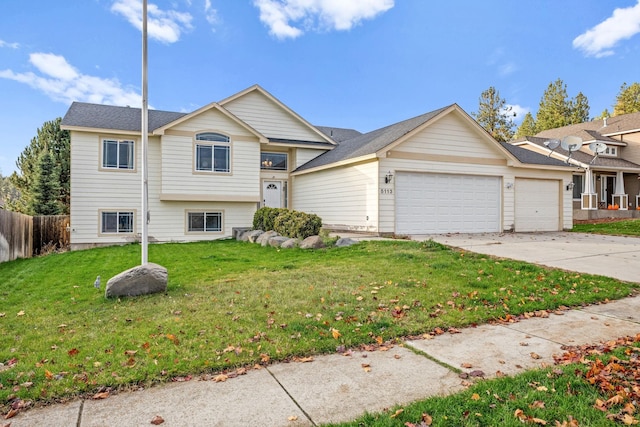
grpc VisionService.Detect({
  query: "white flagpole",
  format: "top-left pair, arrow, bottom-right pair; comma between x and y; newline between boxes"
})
141,0 -> 149,265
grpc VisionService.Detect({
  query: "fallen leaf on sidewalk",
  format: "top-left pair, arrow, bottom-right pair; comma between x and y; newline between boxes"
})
362,363 -> 371,372
213,374 -> 228,382
150,415 -> 164,425
92,391 -> 110,400
287,415 -> 298,421
530,352 -> 541,359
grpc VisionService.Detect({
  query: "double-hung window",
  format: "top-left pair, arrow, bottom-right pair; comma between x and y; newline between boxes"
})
187,211 -> 222,232
101,211 -> 134,234
103,139 -> 134,169
195,132 -> 230,173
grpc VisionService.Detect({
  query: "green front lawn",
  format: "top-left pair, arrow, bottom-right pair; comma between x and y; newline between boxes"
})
0,239 -> 637,414
572,218 -> 640,236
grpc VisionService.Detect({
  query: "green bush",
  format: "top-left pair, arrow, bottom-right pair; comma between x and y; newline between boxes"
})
253,207 -> 322,239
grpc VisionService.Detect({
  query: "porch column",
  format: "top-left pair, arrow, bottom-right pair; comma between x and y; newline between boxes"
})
613,171 -> 628,210
581,168 -> 597,210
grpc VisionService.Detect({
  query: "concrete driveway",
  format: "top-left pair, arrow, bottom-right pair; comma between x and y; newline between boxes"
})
419,232 -> 640,284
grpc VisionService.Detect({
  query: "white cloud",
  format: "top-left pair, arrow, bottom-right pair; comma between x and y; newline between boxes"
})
507,104 -> 529,123
0,53 -> 141,107
204,0 -> 219,26
573,0 -> 640,58
499,62 -> 517,77
0,39 -> 20,49
253,0 -> 394,39
111,0 -> 193,44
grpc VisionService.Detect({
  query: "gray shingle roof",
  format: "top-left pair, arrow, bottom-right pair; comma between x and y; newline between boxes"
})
515,136 -> 640,170
61,102 -> 187,132
315,126 -> 362,143
297,106 -> 450,171
499,142 -> 573,167
535,111 -> 640,140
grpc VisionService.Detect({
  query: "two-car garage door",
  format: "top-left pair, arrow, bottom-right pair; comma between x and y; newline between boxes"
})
395,172 -> 501,234
395,172 -> 561,235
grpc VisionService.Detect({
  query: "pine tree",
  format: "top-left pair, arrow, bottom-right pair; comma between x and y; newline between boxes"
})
535,79 -> 572,131
515,112 -> 537,138
29,150 -> 62,215
613,82 -> 640,116
472,86 -> 515,142
7,118 -> 70,214
570,92 -> 590,124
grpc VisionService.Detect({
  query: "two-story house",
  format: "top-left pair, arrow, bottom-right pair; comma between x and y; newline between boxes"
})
61,85 -> 575,250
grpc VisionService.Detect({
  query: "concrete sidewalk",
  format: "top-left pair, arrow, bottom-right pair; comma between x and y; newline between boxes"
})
7,232 -> 640,426
8,295 -> 640,427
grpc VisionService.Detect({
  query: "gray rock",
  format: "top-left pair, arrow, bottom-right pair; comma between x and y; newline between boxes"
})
233,227 -> 251,240
268,236 -> 289,247
258,230 -> 279,246
335,237 -> 358,247
281,238 -> 300,249
105,263 -> 168,298
244,230 -> 264,243
299,235 -> 325,249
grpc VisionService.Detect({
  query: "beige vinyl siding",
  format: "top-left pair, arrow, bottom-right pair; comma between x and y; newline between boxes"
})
393,114 -> 505,159
619,132 -> 640,165
160,110 -> 261,198
293,160 -> 379,232
224,91 -> 325,142
70,131 -> 145,248
295,148 -> 325,168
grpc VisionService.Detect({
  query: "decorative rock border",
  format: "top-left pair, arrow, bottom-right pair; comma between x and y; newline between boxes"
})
238,229 -> 358,249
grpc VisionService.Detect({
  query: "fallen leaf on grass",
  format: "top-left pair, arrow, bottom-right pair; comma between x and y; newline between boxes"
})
390,408 -> 403,418
471,393 -> 480,401
67,348 -> 79,357
16,310 -> 24,317
331,328 -> 341,339
150,415 -> 165,425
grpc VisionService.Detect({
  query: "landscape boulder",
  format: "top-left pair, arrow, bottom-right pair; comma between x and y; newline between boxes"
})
299,235 -> 325,249
257,230 -> 279,246
281,238 -> 300,249
268,236 -> 289,247
335,237 -> 357,247
105,263 -> 168,298
243,230 -> 264,243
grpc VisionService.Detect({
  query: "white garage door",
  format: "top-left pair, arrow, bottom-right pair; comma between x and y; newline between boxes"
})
515,178 -> 560,232
396,172 -> 501,234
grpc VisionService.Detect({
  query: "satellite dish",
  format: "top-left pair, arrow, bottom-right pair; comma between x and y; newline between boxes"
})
589,142 -> 607,154
544,139 -> 560,149
589,142 -> 607,164
560,135 -> 582,152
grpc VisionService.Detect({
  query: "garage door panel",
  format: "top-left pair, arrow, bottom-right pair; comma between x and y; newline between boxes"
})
515,178 -> 559,232
396,172 -> 501,234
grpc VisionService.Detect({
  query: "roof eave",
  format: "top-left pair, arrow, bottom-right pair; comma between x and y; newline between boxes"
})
291,153 -> 378,176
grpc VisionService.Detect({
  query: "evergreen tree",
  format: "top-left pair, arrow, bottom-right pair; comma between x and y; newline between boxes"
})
613,82 -> 640,116
570,92 -> 590,124
535,79 -> 572,131
29,150 -> 62,215
472,86 -> 515,142
8,118 -> 70,214
0,172 -> 20,209
595,109 -> 611,120
535,78 -> 590,131
515,112 -> 537,138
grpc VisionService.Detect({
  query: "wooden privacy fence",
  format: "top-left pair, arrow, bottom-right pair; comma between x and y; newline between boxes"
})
0,210 -> 70,262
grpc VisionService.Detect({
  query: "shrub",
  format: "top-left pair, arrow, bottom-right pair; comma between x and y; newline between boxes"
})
253,207 -> 322,239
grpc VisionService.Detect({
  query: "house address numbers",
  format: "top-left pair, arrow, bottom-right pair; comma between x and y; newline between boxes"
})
380,188 -> 393,195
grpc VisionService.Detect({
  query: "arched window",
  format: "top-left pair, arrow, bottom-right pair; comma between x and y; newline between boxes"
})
195,132 -> 230,172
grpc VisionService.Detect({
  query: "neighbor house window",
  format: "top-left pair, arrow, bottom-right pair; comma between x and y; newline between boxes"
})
103,139 -> 134,169
195,132 -> 230,172
603,146 -> 618,156
260,152 -> 287,170
572,175 -> 583,200
101,211 -> 134,234
187,211 -> 222,232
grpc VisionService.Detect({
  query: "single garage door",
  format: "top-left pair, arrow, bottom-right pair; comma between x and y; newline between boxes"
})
396,172 -> 501,234
514,178 -> 560,232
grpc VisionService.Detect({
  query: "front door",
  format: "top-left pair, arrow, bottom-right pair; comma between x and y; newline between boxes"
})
262,180 -> 282,208
604,176 -> 616,206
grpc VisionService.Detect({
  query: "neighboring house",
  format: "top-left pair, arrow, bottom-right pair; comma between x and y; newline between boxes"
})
61,85 -> 574,250
511,112 -> 640,219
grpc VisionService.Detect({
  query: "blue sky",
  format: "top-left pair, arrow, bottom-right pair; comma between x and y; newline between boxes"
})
1,0 -> 640,175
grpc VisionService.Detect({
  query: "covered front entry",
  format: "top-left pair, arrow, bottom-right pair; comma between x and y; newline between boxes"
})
514,178 -> 560,232
395,172 -> 501,234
